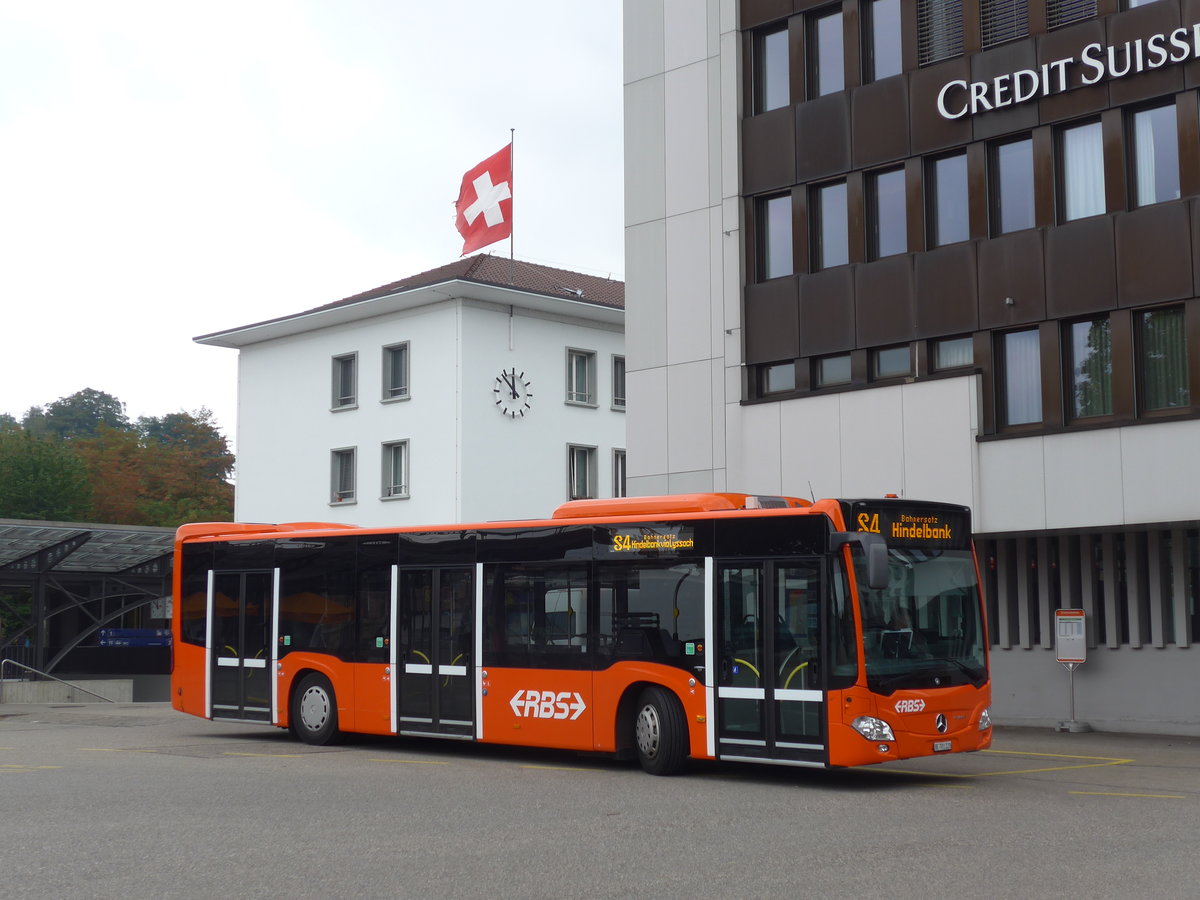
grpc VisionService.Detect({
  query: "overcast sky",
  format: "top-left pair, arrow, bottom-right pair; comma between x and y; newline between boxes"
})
0,1 -> 624,441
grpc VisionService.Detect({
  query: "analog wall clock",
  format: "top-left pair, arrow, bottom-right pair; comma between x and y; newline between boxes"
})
493,367 -> 533,418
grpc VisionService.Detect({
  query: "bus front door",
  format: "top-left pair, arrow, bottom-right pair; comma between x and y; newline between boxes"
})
395,566 -> 474,738
715,561 -> 825,765
208,570 -> 275,723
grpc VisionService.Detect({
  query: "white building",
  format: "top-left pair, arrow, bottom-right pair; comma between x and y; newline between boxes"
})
623,2 -> 1199,734
198,255 -> 626,527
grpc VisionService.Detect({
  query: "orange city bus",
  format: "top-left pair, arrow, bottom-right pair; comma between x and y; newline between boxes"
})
171,493 -> 991,775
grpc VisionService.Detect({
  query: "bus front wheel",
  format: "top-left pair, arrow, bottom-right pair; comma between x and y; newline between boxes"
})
290,673 -> 342,746
634,686 -> 686,776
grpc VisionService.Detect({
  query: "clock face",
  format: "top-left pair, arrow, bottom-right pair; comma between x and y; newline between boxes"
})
493,367 -> 533,418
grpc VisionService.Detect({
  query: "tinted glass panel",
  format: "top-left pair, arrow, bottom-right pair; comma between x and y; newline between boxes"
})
869,0 -> 902,80
815,181 -> 848,269
1003,329 -> 1042,425
758,26 -> 790,113
760,194 -> 793,280
1141,307 -> 1190,410
871,168 -> 907,258
1070,319 -> 1112,418
817,354 -> 852,386
1133,105 -> 1180,207
994,138 -> 1034,234
1061,121 -> 1104,221
812,9 -> 844,97
934,337 -> 974,369
874,346 -> 910,378
930,153 -> 969,246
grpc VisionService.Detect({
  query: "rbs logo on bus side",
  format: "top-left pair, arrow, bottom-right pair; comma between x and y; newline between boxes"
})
509,689 -> 586,721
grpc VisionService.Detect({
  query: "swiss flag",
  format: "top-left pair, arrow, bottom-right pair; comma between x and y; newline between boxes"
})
454,144 -> 513,255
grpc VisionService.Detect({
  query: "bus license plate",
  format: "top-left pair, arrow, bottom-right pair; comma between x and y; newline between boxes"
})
933,741 -> 952,752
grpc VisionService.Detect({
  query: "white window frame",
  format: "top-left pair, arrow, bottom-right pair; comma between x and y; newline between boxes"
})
567,444 -> 596,500
381,440 -> 410,500
331,447 -> 357,504
566,349 -> 597,406
612,449 -> 627,498
331,353 -> 358,410
611,355 -> 626,410
382,342 -> 411,402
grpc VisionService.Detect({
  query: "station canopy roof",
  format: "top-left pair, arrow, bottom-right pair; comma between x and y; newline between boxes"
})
0,519 -> 175,574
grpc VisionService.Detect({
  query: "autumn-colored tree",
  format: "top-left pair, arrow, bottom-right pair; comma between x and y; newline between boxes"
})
25,388 -> 131,440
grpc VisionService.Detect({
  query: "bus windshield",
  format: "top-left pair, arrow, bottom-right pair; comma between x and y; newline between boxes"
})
854,548 -> 986,694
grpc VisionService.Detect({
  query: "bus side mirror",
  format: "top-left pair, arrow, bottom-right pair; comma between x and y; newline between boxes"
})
830,532 -> 890,591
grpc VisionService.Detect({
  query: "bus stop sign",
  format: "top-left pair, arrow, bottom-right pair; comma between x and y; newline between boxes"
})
1055,609 -> 1086,665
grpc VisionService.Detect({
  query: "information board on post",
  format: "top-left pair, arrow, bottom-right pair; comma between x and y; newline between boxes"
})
1055,609 -> 1086,666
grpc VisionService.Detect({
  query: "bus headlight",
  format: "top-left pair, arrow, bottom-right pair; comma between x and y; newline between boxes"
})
851,716 -> 895,742
978,707 -> 992,731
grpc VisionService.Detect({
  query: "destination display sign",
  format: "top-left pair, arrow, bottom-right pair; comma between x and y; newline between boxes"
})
597,524 -> 698,558
847,502 -> 971,550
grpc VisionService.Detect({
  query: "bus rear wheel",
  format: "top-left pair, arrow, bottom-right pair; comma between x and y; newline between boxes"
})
290,673 -> 342,746
634,686 -> 686,776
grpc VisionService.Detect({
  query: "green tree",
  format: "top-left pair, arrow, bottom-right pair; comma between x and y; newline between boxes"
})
30,388 -> 131,440
0,431 -> 92,520
137,408 -> 234,482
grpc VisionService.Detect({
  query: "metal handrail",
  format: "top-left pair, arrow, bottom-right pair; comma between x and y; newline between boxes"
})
0,659 -> 116,703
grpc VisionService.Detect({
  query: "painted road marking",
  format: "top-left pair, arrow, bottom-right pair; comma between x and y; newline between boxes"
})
886,748 -> 1133,778
222,752 -> 305,758
1070,791 -> 1185,799
370,758 -> 449,765
81,748 -> 159,753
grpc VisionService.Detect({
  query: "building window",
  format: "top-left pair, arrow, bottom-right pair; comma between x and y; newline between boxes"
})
1126,0 -> 1163,6
383,342 -> 410,400
332,353 -> 357,409
980,0 -> 1028,49
809,7 -> 844,98
869,167 -> 907,259
1001,329 -> 1042,425
1068,319 -> 1113,419
813,180 -> 849,269
754,24 -> 790,113
761,362 -> 797,394
1140,307 -> 1190,410
917,0 -> 963,67
865,0 -> 902,81
1131,104 -> 1180,207
757,193 -> 793,280
568,445 -> 596,500
331,448 -> 356,503
566,349 -> 596,405
815,354 -> 852,387
381,440 -> 409,499
613,449 -> 627,498
928,152 -> 969,247
873,345 -> 911,379
934,336 -> 974,370
1060,120 -> 1105,222
991,137 -> 1034,235
612,355 -> 626,409
1047,0 -> 1096,29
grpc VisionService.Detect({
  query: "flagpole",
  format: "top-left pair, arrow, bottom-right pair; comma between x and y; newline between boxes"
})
509,128 -> 515,286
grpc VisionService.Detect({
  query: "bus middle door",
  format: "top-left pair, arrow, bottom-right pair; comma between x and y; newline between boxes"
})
395,566 -> 474,738
208,569 -> 275,723
715,560 -> 826,765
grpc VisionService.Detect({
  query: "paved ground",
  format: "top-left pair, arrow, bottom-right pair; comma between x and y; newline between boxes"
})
2,702 -> 1197,899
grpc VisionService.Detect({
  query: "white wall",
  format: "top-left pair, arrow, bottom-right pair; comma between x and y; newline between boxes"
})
234,296 -> 625,528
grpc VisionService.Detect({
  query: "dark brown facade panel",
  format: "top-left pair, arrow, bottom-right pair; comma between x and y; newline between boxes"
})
978,230 -> 1048,328
1107,0 -> 1185,108
1045,216 -> 1118,318
1187,0 -> 1200,89
795,93 -> 852,182
743,107 -> 798,195
854,255 -> 915,346
905,156 -> 926,254
1115,202 -> 1194,307
1032,126 -> 1056,230
739,0 -> 792,30
1191,199 -> 1200,297
1109,311 -> 1136,420
914,243 -> 980,338
851,77 -> 912,169
970,41 -> 1041,142
744,277 -> 801,364
1037,18 -> 1111,123
798,267 -> 856,356
1038,322 -> 1064,429
1179,92 -> 1200,198
910,58 -> 974,156
1101,109 -> 1128,216
1188,298 -> 1200,406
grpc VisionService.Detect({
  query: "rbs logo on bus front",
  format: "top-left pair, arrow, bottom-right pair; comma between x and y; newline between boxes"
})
509,689 -> 586,721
